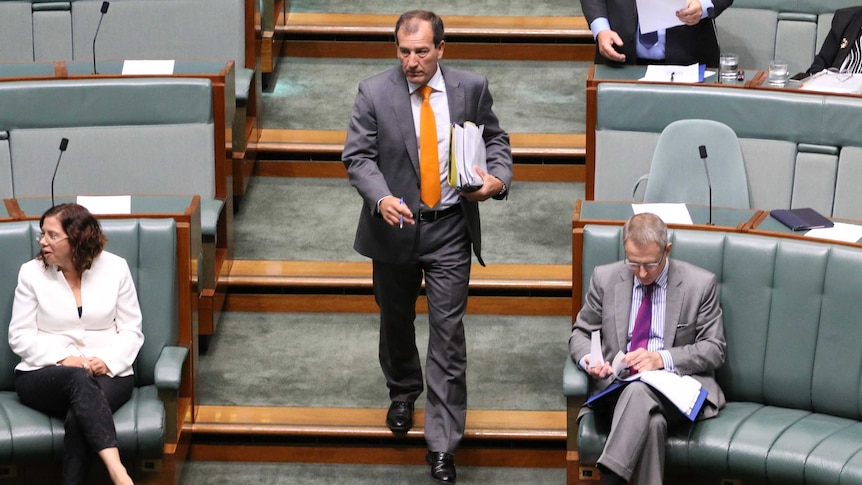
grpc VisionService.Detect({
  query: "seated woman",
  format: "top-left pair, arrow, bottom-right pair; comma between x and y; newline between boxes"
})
8,203 -> 143,485
807,6 -> 862,74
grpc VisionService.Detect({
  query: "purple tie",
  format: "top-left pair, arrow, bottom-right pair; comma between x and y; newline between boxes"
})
630,283 -> 655,354
640,30 -> 659,49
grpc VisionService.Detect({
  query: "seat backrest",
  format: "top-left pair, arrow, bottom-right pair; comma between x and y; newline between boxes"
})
0,218 -> 178,391
580,224 -> 862,421
0,77 -> 215,199
643,119 -> 751,209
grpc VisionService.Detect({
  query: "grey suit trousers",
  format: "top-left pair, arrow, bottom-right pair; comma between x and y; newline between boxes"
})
596,382 -> 688,485
373,210 -> 472,454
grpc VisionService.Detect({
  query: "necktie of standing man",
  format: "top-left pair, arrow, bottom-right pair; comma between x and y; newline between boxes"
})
629,283 -> 655,373
418,85 -> 440,208
640,30 -> 659,49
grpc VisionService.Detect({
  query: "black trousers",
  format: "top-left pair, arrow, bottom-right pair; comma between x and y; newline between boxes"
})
16,366 -> 133,485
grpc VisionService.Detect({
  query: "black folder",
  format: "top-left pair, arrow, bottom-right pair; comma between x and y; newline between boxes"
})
770,208 -> 834,231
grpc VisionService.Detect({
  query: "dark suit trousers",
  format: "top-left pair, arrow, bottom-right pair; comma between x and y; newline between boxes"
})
16,366 -> 133,485
373,210 -> 471,454
595,382 -> 688,485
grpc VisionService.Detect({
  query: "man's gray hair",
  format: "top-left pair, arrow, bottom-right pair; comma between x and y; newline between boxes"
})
623,212 -> 668,249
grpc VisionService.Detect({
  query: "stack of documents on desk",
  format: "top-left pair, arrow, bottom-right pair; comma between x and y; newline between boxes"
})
448,122 -> 486,192
800,70 -> 862,94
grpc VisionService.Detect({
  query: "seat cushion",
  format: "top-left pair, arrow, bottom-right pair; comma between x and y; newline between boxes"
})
0,385 -> 164,463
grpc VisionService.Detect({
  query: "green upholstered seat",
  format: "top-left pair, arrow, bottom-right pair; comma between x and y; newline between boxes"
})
565,225 -> 862,484
0,219 -> 186,465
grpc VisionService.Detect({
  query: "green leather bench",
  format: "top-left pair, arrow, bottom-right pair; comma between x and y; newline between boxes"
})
592,82 -> 862,221
0,218 -> 187,481
564,225 -> 862,484
0,77 -> 226,288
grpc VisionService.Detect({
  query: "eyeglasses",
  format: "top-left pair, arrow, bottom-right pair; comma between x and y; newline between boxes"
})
36,232 -> 68,243
624,253 -> 665,271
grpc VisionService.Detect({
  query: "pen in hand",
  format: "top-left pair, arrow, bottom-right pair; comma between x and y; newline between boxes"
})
399,197 -> 404,229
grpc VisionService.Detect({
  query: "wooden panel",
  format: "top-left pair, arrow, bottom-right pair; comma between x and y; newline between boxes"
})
254,160 -> 585,182
281,12 -> 589,37
283,40 -> 594,61
225,294 -> 570,316
190,442 -> 565,468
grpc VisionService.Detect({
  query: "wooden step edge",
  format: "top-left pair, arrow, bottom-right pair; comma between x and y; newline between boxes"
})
192,406 -> 566,441
280,12 -> 591,39
253,130 -> 587,158
224,260 -> 572,291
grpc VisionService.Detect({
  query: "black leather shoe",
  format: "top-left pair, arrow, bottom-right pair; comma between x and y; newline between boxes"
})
385,401 -> 414,432
426,451 -> 456,483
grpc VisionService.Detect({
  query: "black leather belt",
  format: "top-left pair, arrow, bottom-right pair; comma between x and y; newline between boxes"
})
418,205 -> 460,222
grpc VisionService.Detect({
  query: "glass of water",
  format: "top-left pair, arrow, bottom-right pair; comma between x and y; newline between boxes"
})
767,59 -> 789,86
719,53 -> 739,83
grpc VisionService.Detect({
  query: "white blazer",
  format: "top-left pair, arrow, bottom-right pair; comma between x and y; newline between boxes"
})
9,251 -> 144,377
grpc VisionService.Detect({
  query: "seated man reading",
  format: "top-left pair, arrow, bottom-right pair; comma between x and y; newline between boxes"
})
568,212 -> 727,485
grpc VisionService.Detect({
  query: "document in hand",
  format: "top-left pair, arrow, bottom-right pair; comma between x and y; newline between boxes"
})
585,347 -> 708,421
448,122 -> 487,192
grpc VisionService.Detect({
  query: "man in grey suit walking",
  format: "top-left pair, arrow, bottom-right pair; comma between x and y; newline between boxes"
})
569,213 -> 726,485
342,9 -> 512,483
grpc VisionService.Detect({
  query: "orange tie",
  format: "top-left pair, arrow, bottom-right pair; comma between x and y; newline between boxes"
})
418,85 -> 440,208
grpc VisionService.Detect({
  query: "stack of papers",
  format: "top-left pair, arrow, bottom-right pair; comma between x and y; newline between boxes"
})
448,122 -> 487,192
641,63 -> 702,83
586,331 -> 707,421
800,70 -> 862,94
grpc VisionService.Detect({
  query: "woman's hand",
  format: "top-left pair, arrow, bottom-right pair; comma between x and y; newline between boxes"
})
85,357 -> 110,376
58,356 -> 109,375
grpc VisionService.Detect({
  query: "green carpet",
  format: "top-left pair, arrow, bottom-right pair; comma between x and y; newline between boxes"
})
198,312 -> 569,410
262,58 -> 589,133
233,177 -> 582,265
179,462 -> 566,485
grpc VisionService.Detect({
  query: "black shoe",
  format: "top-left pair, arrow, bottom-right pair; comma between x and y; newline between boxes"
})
598,464 -> 626,485
386,401 -> 414,432
426,451 -> 456,483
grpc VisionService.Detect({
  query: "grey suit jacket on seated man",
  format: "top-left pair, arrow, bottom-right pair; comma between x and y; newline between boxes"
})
342,9 -> 512,484
569,213 -> 726,485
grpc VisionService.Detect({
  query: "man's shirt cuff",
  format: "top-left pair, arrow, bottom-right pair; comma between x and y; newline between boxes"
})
590,18 -> 611,39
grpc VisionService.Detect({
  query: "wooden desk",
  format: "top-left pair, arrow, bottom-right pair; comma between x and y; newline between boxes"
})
748,210 -> 862,247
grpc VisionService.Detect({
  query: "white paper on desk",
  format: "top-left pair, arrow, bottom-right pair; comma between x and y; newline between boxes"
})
632,203 -> 693,225
800,70 -> 862,94
77,195 -> 131,215
641,63 -> 700,83
805,222 -> 862,243
589,331 -> 603,368
122,60 -> 175,75
636,0 -> 686,33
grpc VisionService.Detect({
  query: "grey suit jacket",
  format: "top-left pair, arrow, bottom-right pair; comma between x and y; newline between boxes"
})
342,65 -> 512,266
569,258 -> 727,419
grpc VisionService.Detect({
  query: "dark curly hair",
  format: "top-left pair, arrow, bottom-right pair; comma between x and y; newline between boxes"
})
38,203 -> 107,273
